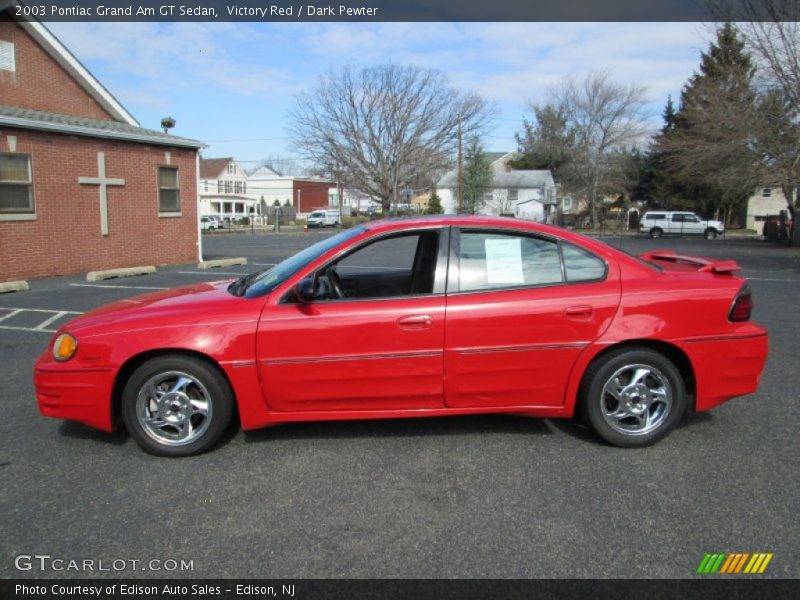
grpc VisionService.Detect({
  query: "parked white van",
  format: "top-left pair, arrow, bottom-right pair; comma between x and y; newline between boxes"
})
307,210 -> 340,228
639,211 -> 725,239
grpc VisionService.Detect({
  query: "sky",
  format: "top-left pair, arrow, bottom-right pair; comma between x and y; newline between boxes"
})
47,21 -> 715,172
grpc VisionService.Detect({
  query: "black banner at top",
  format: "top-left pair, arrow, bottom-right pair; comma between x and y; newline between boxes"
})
4,0 -> 800,22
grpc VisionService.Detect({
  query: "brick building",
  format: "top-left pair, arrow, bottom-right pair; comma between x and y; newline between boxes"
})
0,9 -> 204,282
247,165 -> 335,215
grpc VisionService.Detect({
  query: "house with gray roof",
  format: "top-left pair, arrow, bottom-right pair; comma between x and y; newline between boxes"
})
436,152 -> 556,222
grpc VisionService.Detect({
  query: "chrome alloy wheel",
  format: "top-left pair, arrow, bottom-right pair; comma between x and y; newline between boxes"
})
600,363 -> 672,436
135,371 -> 212,446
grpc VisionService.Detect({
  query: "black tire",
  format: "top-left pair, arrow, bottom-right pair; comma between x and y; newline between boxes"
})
579,347 -> 686,448
704,228 -> 718,239
649,227 -> 663,239
121,355 -> 234,457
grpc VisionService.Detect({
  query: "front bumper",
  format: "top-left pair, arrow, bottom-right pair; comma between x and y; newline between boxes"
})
34,355 -> 115,431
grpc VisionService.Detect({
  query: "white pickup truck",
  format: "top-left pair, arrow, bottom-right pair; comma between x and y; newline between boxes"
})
640,211 -> 725,239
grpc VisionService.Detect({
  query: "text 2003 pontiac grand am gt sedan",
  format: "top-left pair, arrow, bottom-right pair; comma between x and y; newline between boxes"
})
35,216 -> 768,456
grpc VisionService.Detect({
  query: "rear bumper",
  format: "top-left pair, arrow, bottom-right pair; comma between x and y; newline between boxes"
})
34,356 -> 115,432
683,328 -> 768,412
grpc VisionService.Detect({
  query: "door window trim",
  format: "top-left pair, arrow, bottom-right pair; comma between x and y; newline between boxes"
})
447,227 -> 608,296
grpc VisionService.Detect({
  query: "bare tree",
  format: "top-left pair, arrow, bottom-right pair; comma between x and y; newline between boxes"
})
256,154 -> 304,177
540,71 -> 649,226
288,64 -> 491,211
711,1 -> 800,110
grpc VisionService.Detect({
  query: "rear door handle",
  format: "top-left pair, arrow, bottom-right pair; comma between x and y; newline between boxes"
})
565,305 -> 593,318
397,314 -> 433,329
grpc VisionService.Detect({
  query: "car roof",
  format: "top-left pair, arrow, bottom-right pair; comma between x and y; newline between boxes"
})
360,215 -> 655,266
364,214 -> 561,235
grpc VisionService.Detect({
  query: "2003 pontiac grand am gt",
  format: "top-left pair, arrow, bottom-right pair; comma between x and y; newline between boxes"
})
34,216 -> 768,456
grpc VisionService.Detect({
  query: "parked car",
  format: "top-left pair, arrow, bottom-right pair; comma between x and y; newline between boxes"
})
200,216 -> 218,231
306,210 -> 340,228
34,216 -> 767,456
640,211 -> 725,239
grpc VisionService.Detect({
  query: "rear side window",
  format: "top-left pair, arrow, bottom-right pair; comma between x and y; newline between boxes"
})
562,243 -> 606,282
645,213 -> 666,220
458,232 -> 563,291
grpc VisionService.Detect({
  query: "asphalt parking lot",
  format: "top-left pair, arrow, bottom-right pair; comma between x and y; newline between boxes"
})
1,229 -> 798,579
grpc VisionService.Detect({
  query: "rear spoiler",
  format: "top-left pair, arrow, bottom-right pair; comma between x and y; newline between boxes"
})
638,250 -> 741,274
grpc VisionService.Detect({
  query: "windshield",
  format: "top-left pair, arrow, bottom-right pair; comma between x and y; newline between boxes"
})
309,212 -> 323,218
230,226 -> 366,298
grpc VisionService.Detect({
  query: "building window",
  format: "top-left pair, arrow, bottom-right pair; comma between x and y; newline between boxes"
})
224,180 -> 232,194
508,189 -> 518,203
217,180 -> 222,193
203,180 -> 208,192
0,153 -> 34,214
158,166 -> 180,213
762,187 -> 772,197
0,40 -> 15,73
227,163 -> 235,174
234,181 -> 243,194
243,182 -> 246,195
563,197 -> 573,211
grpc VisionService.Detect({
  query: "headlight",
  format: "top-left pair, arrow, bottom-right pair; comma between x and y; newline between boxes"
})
53,333 -> 78,361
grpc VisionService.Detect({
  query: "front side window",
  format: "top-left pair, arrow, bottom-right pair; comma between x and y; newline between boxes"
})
158,166 -> 180,213
238,226 -> 366,298
458,231 -> 563,292
0,153 -> 34,214
312,231 -> 440,300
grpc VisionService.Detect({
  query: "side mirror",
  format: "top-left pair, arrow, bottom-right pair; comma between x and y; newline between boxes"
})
293,277 -> 316,304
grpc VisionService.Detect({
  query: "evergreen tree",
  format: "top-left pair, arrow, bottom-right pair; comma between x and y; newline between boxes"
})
509,105 -> 575,175
426,191 -> 443,214
461,137 -> 492,214
660,23 -> 760,223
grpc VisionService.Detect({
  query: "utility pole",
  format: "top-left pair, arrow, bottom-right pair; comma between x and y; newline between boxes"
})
457,112 -> 463,213
296,188 -> 302,214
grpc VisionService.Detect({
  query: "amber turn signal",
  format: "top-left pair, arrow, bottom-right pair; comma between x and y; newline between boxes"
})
53,333 -> 78,361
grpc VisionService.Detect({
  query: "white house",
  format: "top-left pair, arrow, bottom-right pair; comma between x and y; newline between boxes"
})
436,152 -> 556,221
746,186 -> 791,231
199,157 -> 261,219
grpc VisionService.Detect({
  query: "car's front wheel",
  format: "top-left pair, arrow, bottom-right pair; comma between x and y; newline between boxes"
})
122,355 -> 234,457
704,228 -> 719,239
580,347 -> 686,447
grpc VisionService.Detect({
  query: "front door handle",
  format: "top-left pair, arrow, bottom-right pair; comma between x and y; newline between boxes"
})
565,305 -> 593,318
397,314 -> 433,329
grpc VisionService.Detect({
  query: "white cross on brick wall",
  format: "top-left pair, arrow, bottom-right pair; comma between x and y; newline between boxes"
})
78,152 -> 125,236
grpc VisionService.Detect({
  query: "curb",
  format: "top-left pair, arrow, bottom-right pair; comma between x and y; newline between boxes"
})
197,257 -> 248,269
0,280 -> 30,294
86,266 -> 157,282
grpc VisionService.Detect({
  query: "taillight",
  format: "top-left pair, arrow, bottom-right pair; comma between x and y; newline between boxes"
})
729,284 -> 753,322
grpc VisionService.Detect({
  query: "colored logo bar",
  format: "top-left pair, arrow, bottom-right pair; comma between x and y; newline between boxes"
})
697,553 -> 773,574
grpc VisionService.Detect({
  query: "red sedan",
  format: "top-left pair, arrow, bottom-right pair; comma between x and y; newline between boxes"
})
34,216 -> 768,456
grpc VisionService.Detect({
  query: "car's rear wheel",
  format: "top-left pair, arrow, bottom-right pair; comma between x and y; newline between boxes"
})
122,355 -> 234,457
704,228 -> 719,239
580,347 -> 686,447
649,227 -> 663,239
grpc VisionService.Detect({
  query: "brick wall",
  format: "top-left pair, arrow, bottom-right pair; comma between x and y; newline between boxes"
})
0,127 -> 199,282
294,180 -> 333,213
0,15 -> 115,121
